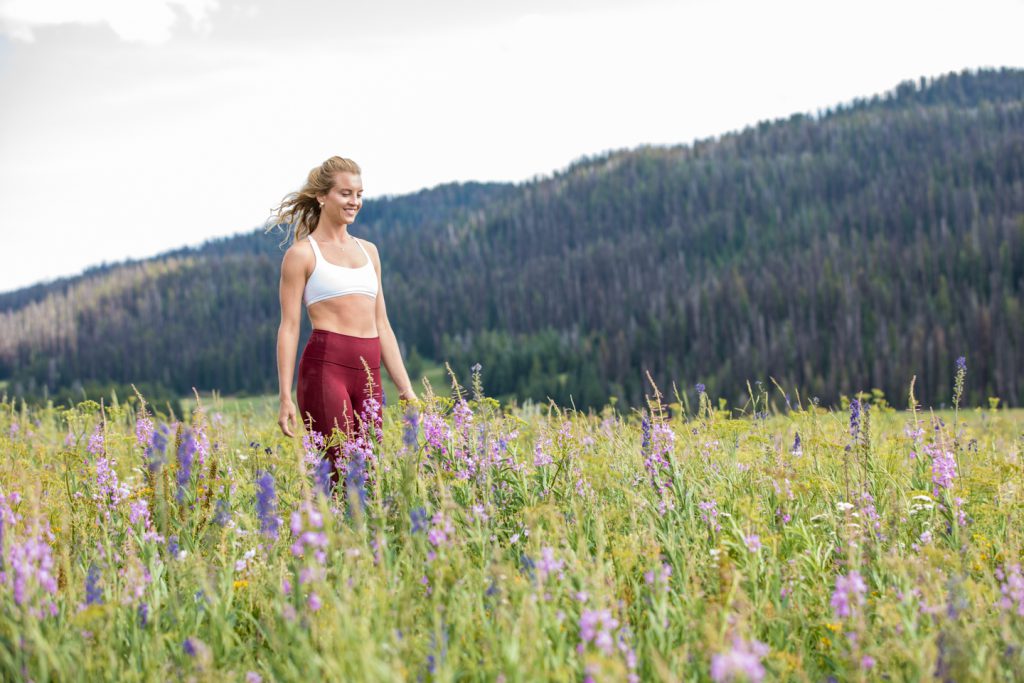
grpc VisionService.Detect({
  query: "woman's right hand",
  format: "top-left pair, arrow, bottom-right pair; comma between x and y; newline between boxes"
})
279,398 -> 297,437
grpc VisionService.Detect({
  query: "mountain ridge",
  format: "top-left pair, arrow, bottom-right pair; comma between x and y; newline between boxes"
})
9,67 -> 1021,304
2,67 -> 1022,410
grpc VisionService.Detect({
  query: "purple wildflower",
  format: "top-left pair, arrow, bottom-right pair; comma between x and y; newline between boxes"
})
176,428 -> 197,504
470,503 -> 488,523
996,564 -> 1024,616
427,511 -> 454,548
234,548 -> 256,573
119,555 -> 151,606
87,425 -> 105,457
357,395 -> 384,444
212,498 -> 231,526
744,534 -> 762,553
849,399 -> 861,441
856,490 -> 881,534
342,440 -> 369,514
2,496 -> 18,539
191,422 -> 211,468
447,399 -> 486,480
403,405 -> 419,450
426,625 -> 449,675
0,497 -> 58,618
128,499 -> 163,543
578,609 -> 619,656
831,570 -> 867,619
135,415 -> 154,448
710,637 -> 770,682
696,383 -> 706,395
533,436 -> 554,467
85,562 -> 103,605
642,415 -> 677,515
929,444 -> 957,493
145,424 -> 170,473
644,562 -> 673,592
954,496 -> 967,527
129,499 -> 149,526
7,534 -> 58,615
93,456 -> 131,515
138,602 -> 149,627
301,430 -> 326,471
410,507 -> 428,533
452,399 -> 473,433
790,431 -> 802,456
304,458 -> 328,498
518,552 -> 536,582
421,412 -> 451,457
255,470 -> 279,539
699,500 -> 722,532
289,502 -> 327,565
535,546 -> 565,584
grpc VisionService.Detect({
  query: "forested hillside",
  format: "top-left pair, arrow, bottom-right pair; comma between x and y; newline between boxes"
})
2,68 -> 1022,410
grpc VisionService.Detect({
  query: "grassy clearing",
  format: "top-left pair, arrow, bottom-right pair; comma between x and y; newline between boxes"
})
178,361 -> 452,421
0,371 -> 1022,681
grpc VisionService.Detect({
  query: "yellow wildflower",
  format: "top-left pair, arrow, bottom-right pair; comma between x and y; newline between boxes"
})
131,487 -> 153,500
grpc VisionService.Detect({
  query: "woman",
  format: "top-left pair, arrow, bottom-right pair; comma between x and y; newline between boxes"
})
272,156 -> 418,486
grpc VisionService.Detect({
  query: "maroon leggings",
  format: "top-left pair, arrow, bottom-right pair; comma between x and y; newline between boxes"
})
297,329 -> 383,485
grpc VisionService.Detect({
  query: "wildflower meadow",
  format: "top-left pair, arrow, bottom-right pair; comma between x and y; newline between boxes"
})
1,360 -> 1022,682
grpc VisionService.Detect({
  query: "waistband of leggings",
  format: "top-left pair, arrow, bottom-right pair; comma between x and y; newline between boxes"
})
302,329 -> 381,369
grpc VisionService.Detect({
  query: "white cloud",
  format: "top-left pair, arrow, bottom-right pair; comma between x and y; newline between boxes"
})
0,0 -> 218,44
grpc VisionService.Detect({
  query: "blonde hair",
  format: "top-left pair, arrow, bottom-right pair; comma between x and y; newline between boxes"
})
266,156 -> 362,244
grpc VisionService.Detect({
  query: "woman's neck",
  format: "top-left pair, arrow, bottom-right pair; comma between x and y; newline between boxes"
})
312,221 -> 351,242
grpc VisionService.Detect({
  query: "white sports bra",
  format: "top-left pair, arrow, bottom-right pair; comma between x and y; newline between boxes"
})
303,235 -> 379,306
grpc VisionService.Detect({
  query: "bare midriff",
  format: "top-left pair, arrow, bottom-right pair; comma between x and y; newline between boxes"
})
307,295 -> 378,337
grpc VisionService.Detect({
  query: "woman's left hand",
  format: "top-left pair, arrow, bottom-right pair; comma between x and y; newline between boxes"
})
398,388 -> 419,403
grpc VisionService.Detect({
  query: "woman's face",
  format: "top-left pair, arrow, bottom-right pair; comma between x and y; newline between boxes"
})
320,172 -> 363,225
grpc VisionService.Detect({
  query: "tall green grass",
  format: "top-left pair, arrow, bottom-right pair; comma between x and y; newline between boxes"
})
0,371 -> 1021,681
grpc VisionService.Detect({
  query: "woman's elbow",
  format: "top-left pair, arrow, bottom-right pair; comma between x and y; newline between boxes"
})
278,318 -> 300,336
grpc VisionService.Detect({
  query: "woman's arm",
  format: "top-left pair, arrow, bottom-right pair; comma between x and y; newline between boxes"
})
277,245 -> 307,436
366,241 -> 418,402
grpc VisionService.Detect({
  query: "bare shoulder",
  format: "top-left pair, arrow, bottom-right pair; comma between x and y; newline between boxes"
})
358,237 -> 381,266
281,238 -> 314,274
283,238 -> 315,262
357,237 -> 379,256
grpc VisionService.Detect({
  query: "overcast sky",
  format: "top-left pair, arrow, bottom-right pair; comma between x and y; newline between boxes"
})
1,0 -> 1022,293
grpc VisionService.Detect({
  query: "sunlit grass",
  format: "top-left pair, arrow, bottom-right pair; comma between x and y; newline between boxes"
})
0,372 -> 1021,681
178,361 -> 450,419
